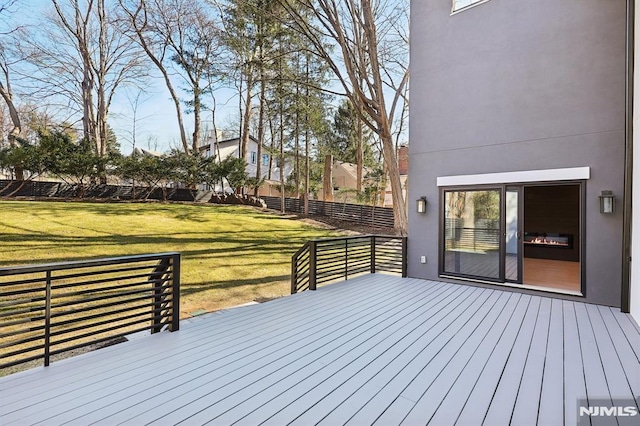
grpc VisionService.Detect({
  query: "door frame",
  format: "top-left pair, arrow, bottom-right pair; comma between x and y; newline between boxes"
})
438,181 -> 586,296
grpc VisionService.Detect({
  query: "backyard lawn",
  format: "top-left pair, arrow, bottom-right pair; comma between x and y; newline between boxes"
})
0,200 -> 344,315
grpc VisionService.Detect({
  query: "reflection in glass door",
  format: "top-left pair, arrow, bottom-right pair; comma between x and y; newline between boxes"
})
443,189 -> 501,280
505,188 -> 522,283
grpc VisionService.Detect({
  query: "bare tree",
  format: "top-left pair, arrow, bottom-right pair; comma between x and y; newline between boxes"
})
0,0 -> 23,178
120,0 -> 222,153
21,0 -> 146,181
281,0 -> 410,234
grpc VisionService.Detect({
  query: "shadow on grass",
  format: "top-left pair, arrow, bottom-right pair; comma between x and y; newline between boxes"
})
0,229 -> 331,268
7,200 -> 286,223
180,275 -> 291,297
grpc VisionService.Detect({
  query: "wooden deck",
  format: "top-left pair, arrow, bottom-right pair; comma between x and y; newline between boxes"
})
1,274 -> 639,425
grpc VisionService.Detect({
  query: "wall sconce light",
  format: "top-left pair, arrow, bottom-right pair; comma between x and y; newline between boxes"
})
599,190 -> 615,214
417,196 -> 427,214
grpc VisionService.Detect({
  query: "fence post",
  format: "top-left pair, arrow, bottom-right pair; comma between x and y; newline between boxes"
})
44,271 -> 51,367
370,235 -> 376,274
309,241 -> 317,291
170,254 -> 181,332
401,236 -> 408,278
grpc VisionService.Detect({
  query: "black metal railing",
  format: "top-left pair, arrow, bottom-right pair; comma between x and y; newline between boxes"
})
291,235 -> 407,294
0,252 -> 180,370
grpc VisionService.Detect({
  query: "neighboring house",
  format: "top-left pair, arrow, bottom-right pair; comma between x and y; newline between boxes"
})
410,0 -> 640,323
199,135 -> 293,194
318,161 -> 371,203
320,146 -> 409,207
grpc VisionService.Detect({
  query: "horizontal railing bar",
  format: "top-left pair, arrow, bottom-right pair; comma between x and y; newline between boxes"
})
49,291 -> 170,319
50,263 -> 169,283
49,304 -> 157,329
0,332 -> 45,350
50,315 -> 171,347
50,271 -> 170,292
0,287 -> 47,298
0,305 -> 46,319
0,343 -> 45,360
291,242 -> 310,261
0,354 -> 44,370
50,278 -> 168,300
50,283 -> 171,311
0,277 -> 45,288
0,296 -> 46,310
50,310 -> 161,339
0,315 -> 46,329
0,323 -> 45,340
0,252 -> 179,276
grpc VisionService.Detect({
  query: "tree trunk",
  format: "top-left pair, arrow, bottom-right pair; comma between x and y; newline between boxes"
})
255,73 -> 266,197
324,154 -> 334,202
192,90 -> 201,153
356,109 -> 363,193
240,69 -> 253,162
0,80 -> 23,180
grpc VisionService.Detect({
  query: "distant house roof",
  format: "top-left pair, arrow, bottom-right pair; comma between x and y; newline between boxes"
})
199,135 -> 259,152
132,147 -> 164,157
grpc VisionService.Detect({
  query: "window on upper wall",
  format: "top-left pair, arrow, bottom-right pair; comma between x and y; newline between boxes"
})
452,0 -> 488,13
262,154 -> 269,166
250,151 -> 257,164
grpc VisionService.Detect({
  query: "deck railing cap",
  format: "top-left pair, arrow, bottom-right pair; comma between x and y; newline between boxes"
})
0,252 -> 181,275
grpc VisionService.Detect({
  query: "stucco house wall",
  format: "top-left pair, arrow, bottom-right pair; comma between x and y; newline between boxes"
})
409,0 -> 626,307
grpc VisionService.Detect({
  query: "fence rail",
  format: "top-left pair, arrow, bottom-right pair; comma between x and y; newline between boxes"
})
262,196 -> 395,229
0,253 -> 180,370
0,180 -> 196,201
291,235 -> 407,294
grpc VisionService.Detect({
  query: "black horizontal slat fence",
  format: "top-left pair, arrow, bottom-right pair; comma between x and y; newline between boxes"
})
262,196 -> 395,229
0,180 -> 196,201
291,235 -> 407,294
0,253 -> 180,370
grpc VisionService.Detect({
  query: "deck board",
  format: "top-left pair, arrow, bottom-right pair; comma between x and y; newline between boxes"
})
1,274 -> 639,426
536,298 -> 565,426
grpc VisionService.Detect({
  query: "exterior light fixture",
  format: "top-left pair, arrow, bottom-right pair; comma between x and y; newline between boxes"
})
417,196 -> 427,214
599,190 -> 615,214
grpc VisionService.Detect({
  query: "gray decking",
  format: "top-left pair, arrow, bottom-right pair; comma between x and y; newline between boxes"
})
1,274 -> 639,425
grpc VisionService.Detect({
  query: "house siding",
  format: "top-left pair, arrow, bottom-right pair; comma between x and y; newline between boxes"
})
409,0 -> 626,307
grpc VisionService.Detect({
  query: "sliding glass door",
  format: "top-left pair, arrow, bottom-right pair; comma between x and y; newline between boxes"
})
441,183 -> 583,294
443,189 -> 501,280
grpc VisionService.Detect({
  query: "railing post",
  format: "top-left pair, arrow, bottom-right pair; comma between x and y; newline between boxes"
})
151,258 -> 170,334
291,253 -> 298,294
309,241 -> 317,291
344,239 -> 349,280
44,271 -> 51,367
170,254 -> 180,332
401,236 -> 408,278
370,235 -> 376,274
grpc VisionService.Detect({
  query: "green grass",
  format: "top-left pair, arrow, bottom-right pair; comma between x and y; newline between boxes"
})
0,200 -> 344,315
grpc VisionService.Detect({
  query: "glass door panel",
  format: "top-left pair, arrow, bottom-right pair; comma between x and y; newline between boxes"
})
443,190 -> 501,280
505,188 -> 522,282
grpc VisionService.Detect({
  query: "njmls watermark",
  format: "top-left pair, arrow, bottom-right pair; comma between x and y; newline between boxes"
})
577,398 -> 640,425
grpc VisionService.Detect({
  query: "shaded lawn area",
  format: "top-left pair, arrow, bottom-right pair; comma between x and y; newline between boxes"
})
0,200 -> 344,315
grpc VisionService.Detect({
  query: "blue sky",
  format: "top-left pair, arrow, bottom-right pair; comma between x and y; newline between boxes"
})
5,0 -> 241,153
